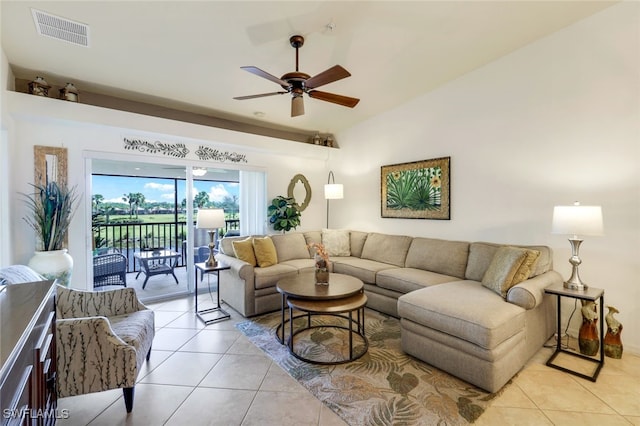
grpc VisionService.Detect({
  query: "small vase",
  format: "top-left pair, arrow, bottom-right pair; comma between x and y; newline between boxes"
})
28,249 -> 74,287
315,268 -> 329,285
604,306 -> 623,359
578,301 -> 600,356
314,253 -> 329,285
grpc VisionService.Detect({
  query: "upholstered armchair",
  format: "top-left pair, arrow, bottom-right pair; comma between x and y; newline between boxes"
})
55,286 -> 154,412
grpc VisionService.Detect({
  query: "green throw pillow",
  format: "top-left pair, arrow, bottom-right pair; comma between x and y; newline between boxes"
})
482,246 -> 530,298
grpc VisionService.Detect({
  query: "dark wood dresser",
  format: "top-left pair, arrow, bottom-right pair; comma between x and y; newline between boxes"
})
0,281 -> 57,425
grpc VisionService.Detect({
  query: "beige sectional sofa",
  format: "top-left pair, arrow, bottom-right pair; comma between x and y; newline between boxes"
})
216,230 -> 562,392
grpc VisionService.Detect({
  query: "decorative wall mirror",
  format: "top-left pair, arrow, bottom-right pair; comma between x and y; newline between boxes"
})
34,145 -> 68,187
287,173 -> 312,212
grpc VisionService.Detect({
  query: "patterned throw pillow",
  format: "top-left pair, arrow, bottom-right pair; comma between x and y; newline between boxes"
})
481,246 -> 532,298
232,238 -> 257,266
252,236 -> 278,267
322,229 -> 351,257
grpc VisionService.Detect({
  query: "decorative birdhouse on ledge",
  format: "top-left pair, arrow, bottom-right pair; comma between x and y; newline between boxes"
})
28,76 -> 51,97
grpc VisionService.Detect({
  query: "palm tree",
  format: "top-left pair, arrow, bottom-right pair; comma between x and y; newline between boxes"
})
92,194 -> 104,212
194,191 -> 209,208
123,192 -> 146,218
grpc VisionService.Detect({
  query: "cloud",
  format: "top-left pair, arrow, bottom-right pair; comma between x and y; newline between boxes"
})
208,183 -> 231,203
145,182 -> 174,192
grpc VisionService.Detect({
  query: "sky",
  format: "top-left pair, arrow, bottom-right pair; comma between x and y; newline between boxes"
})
92,175 -> 239,205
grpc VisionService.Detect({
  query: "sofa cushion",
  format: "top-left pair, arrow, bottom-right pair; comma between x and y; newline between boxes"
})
303,231 -> 322,257
253,237 -> 278,267
466,242 -> 552,281
253,264 -> 297,289
376,268 -> 459,294
397,281 -> 526,350
405,237 -> 469,278
280,258 -> 315,273
271,233 -> 309,262
361,233 -> 413,267
482,247 -> 531,298
322,229 -> 351,256
232,238 -> 257,266
332,258 -> 398,284
350,231 -> 368,258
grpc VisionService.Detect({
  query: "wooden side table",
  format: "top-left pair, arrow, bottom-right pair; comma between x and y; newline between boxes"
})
195,262 -> 231,325
544,283 -> 604,381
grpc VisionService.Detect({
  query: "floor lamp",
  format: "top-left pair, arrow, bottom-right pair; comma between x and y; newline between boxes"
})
552,202 -> 603,291
324,171 -> 343,229
196,208 -> 226,267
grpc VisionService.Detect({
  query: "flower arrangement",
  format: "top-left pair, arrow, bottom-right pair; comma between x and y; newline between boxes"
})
307,243 -> 329,267
307,243 -> 330,284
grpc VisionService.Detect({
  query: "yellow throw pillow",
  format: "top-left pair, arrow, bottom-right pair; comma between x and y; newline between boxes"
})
481,246 -> 528,298
252,236 -> 278,267
511,249 -> 541,285
232,238 -> 257,266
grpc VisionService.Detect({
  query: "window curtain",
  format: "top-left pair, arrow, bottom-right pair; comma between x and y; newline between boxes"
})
239,170 -> 266,236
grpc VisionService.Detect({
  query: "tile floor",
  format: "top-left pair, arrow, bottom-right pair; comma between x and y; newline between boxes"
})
58,293 -> 640,425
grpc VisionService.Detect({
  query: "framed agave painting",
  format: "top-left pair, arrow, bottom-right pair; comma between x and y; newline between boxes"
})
381,156 -> 450,219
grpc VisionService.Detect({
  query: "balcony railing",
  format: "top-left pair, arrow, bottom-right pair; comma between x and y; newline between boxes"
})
93,219 -> 240,272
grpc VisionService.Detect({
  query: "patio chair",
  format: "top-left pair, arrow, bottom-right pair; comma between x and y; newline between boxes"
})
93,252 -> 128,288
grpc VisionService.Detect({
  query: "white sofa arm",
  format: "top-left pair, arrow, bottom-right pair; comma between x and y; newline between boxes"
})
507,270 -> 563,310
216,253 -> 255,281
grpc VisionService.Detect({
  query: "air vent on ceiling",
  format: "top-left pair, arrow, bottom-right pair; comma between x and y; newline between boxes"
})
31,9 -> 89,47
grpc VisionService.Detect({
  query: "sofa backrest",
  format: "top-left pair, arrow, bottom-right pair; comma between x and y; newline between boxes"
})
361,232 -> 413,267
465,242 -> 554,282
405,238 -> 470,279
349,231 -> 369,258
271,233 -> 310,262
219,235 -> 254,257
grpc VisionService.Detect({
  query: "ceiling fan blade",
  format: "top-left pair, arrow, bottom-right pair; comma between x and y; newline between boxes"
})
305,65 -> 351,89
240,66 -> 289,87
308,90 -> 360,108
233,91 -> 287,100
291,96 -> 305,117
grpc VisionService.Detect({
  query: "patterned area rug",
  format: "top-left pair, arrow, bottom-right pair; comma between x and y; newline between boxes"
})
237,309 -> 502,425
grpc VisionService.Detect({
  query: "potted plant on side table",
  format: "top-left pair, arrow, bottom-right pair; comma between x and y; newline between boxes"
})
22,181 -> 78,287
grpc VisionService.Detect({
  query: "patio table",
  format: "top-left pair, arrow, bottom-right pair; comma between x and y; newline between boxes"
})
134,249 -> 180,289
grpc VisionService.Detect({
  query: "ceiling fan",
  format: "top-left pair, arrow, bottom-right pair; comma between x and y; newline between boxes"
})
234,35 -> 360,117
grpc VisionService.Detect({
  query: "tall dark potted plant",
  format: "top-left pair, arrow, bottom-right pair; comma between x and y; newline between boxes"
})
22,181 -> 78,286
267,195 -> 301,233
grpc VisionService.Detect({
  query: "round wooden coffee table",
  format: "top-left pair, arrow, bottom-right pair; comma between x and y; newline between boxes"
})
276,272 -> 368,364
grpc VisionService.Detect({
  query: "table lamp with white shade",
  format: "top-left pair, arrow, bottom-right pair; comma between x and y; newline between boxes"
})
196,208 -> 226,267
551,202 -> 603,291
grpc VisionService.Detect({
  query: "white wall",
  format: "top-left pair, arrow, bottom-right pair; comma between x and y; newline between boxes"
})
333,2 -> 640,353
4,92 -> 332,287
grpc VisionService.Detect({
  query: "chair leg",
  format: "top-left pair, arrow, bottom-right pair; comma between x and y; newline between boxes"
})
123,387 -> 134,413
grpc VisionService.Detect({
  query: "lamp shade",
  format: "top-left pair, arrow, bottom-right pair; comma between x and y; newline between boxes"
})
552,205 -> 603,237
196,208 -> 226,229
324,183 -> 344,200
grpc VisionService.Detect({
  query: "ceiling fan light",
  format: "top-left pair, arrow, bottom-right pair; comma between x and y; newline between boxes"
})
291,95 -> 304,117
